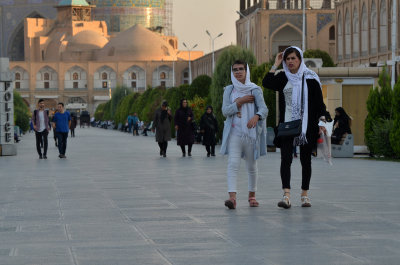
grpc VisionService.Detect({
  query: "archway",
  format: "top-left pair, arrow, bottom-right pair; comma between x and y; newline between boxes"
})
7,12 -> 44,61
270,24 -> 302,56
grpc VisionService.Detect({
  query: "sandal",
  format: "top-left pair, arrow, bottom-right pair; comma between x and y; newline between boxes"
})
224,198 -> 236,209
248,197 -> 259,207
277,193 -> 291,209
301,196 -> 311,207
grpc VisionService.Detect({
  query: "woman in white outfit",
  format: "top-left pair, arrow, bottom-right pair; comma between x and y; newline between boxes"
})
220,60 -> 268,209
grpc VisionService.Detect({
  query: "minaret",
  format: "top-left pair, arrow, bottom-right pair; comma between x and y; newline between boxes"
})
55,0 -> 95,23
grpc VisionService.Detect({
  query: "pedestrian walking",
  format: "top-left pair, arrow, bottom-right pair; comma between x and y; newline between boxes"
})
220,60 -> 268,210
262,46 -> 327,208
200,106 -> 218,157
132,113 -> 139,136
70,114 -> 77,137
174,99 -> 195,157
52,103 -> 71,159
152,101 -> 172,157
32,99 -> 51,159
127,113 -> 133,133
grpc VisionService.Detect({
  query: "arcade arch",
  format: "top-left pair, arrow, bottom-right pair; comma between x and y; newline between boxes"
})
36,66 -> 58,90
65,66 -> 87,89
94,66 -> 117,90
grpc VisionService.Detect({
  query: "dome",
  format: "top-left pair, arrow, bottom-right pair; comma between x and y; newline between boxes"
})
67,31 -> 109,51
97,24 -> 176,61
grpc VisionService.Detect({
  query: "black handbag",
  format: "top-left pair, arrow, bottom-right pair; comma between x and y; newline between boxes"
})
276,73 -> 305,139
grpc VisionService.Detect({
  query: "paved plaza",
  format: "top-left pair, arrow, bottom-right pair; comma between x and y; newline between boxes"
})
1,128 -> 400,265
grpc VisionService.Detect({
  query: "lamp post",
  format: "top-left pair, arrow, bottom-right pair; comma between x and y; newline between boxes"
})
391,0 -> 397,89
236,10 -> 250,49
302,0 -> 306,51
206,30 -> 223,72
172,51 -> 181,87
183,42 -> 198,84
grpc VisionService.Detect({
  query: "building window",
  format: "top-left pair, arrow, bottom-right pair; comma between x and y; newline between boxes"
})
160,81 -> 166,87
15,73 -> 21,80
102,81 -> 108,88
329,26 -> 335,40
73,72 -> 79,80
131,81 -> 137,88
183,72 -> 189,78
131,72 -> 137,79
73,82 -> 78,89
160,72 -> 166,79
102,72 -> 108,80
44,82 -> 49,89
44,72 -> 50,80
183,80 -> 189,84
15,82 -> 20,89
279,45 -> 290,52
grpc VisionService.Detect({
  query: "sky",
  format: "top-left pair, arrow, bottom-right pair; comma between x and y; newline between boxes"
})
172,0 -> 239,55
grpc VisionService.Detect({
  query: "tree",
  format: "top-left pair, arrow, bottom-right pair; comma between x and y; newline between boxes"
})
364,66 -> 394,156
13,91 -> 30,132
303,49 -> 335,67
189,75 -> 212,99
210,46 -> 257,139
389,80 -> 400,157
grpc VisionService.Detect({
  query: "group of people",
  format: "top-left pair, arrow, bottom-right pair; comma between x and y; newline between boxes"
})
152,46 -> 332,210
32,99 -> 72,159
152,100 -> 219,158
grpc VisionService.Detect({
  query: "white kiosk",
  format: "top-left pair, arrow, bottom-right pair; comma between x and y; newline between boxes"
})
0,57 -> 16,156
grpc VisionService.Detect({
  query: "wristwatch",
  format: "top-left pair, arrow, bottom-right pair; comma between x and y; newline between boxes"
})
256,114 -> 262,120
270,65 -> 277,71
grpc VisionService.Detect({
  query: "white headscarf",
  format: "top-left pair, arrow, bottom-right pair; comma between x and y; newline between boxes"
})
282,46 -> 321,145
230,64 -> 261,141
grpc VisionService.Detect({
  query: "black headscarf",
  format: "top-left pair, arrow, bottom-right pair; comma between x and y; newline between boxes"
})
334,107 -> 350,123
160,101 -> 168,122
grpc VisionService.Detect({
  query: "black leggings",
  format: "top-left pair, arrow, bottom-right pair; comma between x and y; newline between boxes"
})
158,141 -> 168,153
205,145 -> 215,155
180,144 -> 192,154
280,138 -> 313,190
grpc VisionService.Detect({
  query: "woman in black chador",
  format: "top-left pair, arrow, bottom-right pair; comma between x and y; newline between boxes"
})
174,99 -> 195,157
200,106 -> 218,157
331,107 -> 352,144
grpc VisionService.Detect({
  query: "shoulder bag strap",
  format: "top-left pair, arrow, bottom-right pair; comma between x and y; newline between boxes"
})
300,73 -> 305,117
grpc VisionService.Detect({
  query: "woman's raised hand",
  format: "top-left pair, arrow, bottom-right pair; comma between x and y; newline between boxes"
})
274,52 -> 283,67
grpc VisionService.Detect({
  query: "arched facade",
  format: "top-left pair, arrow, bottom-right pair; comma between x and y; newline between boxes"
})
94,66 -> 117,90
65,66 -> 87,90
352,8 -> 359,58
336,0 -> 400,66
36,66 -> 58,90
11,66 -> 29,90
152,65 -> 172,88
123,65 -> 146,91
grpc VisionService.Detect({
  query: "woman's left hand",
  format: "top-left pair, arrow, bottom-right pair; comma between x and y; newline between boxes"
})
247,115 -> 259,128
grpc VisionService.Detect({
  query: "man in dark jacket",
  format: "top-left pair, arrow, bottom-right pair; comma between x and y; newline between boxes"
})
32,99 -> 51,159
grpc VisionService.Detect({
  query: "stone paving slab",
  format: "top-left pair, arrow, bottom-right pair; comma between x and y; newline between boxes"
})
1,127 -> 400,264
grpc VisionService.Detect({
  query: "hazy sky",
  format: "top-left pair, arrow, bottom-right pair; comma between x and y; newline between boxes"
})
172,0 -> 238,55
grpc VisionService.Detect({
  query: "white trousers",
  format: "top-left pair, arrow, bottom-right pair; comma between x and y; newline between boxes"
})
227,134 -> 258,193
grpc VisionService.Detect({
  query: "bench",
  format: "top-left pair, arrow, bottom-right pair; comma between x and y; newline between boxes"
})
331,133 -> 354,158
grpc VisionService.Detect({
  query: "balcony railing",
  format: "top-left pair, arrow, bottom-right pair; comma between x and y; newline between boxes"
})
64,87 -> 88,90
36,87 -> 58,91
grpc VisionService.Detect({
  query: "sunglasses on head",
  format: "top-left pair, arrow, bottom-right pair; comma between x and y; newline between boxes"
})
232,67 -> 245,72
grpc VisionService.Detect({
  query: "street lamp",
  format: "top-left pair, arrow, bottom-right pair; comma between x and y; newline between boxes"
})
172,51 -> 181,87
236,10 -> 250,49
206,30 -> 223,72
182,42 -> 198,84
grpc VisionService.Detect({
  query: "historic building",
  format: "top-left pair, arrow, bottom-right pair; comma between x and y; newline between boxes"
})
236,0 -> 336,63
335,0 -> 400,67
9,0 -> 202,114
0,0 -> 172,61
